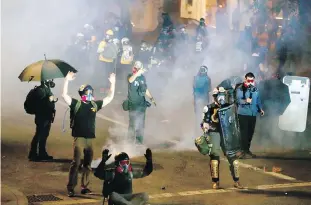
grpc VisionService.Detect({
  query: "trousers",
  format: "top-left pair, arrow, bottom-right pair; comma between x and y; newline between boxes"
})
29,119 -> 52,156
67,137 -> 94,191
208,132 -> 240,182
128,107 -> 146,144
108,192 -> 149,205
238,115 -> 257,152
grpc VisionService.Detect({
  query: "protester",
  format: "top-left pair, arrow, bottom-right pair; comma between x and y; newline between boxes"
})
62,71 -> 116,197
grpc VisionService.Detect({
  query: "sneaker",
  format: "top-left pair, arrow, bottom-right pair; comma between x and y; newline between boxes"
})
234,181 -> 244,189
81,188 -> 92,195
212,182 -> 220,189
247,151 -> 257,158
67,190 -> 75,197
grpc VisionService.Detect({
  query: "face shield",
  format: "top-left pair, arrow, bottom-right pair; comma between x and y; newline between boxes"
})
81,89 -> 94,102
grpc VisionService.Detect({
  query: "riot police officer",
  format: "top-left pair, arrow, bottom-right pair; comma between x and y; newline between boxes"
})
199,87 -> 244,189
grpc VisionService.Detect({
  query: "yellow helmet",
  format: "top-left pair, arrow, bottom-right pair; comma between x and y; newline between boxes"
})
106,29 -> 114,36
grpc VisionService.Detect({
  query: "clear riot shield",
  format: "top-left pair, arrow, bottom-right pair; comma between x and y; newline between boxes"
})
278,76 -> 310,132
218,104 -> 241,157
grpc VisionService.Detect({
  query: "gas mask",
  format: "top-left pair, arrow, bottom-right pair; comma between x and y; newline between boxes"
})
81,90 -> 94,102
44,80 -> 55,88
79,84 -> 95,102
213,87 -> 227,106
115,152 -> 133,175
216,92 -> 226,106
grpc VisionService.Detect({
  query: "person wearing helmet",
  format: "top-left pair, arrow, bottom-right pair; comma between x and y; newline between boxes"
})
94,148 -> 153,204
62,71 -> 116,197
83,24 -> 96,51
96,29 -> 119,92
28,80 -> 57,161
193,66 -> 211,134
120,38 -> 134,65
200,87 -> 244,190
124,61 -> 156,144
136,41 -> 153,68
217,76 -> 243,105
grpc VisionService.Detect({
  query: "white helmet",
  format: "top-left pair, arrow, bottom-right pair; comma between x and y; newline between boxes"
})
121,38 -> 130,45
84,24 -> 93,30
76,32 -> 84,38
113,38 -> 120,45
134,61 -> 143,69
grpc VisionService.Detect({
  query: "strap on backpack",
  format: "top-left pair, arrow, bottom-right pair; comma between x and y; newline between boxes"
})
70,100 -> 82,128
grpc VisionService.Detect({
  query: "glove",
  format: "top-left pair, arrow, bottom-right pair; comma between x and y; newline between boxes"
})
102,149 -> 112,162
144,148 -> 152,161
151,98 -> 156,106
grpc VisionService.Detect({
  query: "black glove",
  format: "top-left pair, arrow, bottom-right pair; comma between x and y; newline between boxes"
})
144,148 -> 152,161
102,149 -> 112,162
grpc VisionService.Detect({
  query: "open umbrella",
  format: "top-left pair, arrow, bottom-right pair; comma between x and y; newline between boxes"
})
258,78 -> 291,116
18,54 -> 77,82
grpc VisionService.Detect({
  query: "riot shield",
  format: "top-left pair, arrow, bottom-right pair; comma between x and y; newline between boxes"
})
218,104 -> 241,158
278,76 -> 310,132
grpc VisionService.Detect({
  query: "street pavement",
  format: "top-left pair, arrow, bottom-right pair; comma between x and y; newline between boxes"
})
2,97 -> 311,205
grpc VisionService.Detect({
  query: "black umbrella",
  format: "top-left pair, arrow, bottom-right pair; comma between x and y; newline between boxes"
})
18,54 -> 78,82
258,79 -> 291,116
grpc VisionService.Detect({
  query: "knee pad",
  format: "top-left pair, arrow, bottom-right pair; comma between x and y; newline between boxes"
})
231,160 -> 240,178
210,160 -> 219,179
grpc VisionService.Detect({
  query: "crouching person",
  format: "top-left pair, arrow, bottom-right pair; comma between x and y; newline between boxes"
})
94,148 -> 153,205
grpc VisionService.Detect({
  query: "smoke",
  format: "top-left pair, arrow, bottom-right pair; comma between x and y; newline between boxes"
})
2,0 -> 310,162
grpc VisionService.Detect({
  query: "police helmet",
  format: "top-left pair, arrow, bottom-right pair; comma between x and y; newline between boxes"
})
78,84 -> 94,96
121,38 -> 130,45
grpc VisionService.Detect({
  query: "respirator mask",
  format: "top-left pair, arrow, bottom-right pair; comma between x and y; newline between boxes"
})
45,80 -> 55,88
81,89 -> 94,102
115,152 -> 133,175
216,92 -> 226,106
213,87 -> 227,106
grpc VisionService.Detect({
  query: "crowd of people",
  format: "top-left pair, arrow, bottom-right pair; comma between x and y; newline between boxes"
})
23,7 -> 299,204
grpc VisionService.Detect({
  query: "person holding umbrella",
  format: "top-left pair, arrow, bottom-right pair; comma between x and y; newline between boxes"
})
27,79 -> 57,161
62,71 -> 116,197
19,57 -> 78,161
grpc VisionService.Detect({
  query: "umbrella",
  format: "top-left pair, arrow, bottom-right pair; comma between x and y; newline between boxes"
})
258,79 -> 291,116
18,54 -> 77,82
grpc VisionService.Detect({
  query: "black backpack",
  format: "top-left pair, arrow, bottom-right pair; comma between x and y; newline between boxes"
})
24,86 -> 39,115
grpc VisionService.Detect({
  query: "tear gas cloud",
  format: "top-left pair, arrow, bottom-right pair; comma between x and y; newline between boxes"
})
1,0 -> 310,161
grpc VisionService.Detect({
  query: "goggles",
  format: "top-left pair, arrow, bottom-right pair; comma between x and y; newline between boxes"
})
246,79 -> 254,83
119,160 -> 130,166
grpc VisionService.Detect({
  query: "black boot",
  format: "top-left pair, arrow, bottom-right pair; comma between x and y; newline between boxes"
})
28,151 -> 38,161
37,152 -> 53,161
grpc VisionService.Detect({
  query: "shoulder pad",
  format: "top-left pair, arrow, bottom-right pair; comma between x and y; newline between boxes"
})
203,105 -> 209,113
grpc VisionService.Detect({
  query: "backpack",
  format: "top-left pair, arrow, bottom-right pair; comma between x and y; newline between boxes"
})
24,86 -> 39,115
69,100 -> 98,128
101,41 -> 118,60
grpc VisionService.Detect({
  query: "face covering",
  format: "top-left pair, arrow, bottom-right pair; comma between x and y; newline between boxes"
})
45,80 -> 55,88
217,94 -> 226,105
81,90 -> 94,102
115,160 -> 133,174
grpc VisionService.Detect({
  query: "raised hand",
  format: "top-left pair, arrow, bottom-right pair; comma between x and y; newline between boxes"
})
144,148 -> 152,161
66,71 -> 76,81
102,149 -> 112,162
